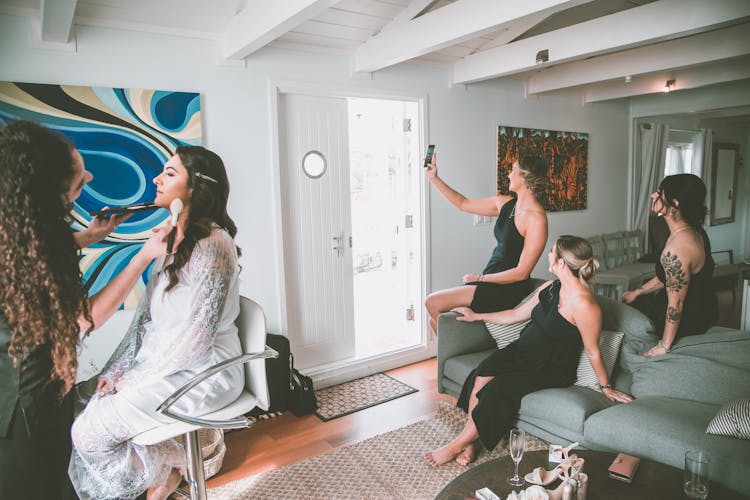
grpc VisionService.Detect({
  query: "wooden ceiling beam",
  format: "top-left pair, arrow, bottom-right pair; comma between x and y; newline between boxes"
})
40,0 -> 77,43
583,57 -> 750,103
353,0 -> 590,73
222,0 -> 339,60
525,24 -> 750,96
452,0 -> 750,85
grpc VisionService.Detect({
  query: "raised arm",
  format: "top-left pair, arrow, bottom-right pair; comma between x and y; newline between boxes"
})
425,154 -> 510,216
576,297 -> 632,403
452,280 -> 551,324
79,223 -> 179,331
73,212 -> 130,248
481,210 -> 548,285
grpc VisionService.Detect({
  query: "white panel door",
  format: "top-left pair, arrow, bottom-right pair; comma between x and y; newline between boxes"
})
279,93 -> 355,369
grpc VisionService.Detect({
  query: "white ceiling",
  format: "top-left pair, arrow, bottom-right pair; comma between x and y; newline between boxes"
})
2,0 -> 749,103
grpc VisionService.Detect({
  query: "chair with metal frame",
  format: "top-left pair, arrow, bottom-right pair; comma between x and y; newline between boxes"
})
131,296 -> 277,499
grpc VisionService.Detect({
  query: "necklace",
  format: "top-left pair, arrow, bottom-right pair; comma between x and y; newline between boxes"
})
666,225 -> 692,242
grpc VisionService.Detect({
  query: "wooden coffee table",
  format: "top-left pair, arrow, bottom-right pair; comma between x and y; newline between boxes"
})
435,450 -> 743,499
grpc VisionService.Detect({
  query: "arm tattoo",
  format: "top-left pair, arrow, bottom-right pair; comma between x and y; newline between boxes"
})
661,251 -> 688,292
666,306 -> 682,323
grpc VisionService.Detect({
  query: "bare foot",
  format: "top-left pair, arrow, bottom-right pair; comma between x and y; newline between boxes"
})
146,468 -> 182,500
456,441 -> 481,466
424,443 -> 462,467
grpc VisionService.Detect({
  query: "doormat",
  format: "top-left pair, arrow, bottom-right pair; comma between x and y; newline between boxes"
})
314,373 -> 418,421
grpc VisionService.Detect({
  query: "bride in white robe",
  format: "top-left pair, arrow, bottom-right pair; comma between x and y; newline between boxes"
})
69,146 -> 244,500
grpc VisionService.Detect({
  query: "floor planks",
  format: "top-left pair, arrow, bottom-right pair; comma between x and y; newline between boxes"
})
207,357 -> 454,489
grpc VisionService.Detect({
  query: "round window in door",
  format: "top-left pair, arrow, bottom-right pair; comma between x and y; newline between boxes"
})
302,150 -> 327,179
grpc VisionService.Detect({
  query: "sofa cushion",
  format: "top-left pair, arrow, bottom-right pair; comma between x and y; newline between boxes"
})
706,398 -> 750,440
519,385 -> 616,435
484,320 -> 530,350
626,329 -> 750,405
595,296 -> 656,357
584,396 -> 750,497
575,330 -> 624,391
442,349 -> 494,388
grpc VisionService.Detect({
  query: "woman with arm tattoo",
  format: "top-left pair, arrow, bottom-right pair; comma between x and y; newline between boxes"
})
621,174 -> 718,357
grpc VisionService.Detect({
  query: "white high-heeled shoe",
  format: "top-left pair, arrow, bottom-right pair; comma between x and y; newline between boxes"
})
545,457 -> 585,500
523,442 -> 580,486
524,455 -> 584,486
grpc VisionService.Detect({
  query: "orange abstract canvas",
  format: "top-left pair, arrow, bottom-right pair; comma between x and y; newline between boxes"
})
497,125 -> 588,212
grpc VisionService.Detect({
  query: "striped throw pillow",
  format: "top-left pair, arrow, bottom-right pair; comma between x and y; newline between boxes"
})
575,330 -> 624,392
484,320 -> 531,350
706,399 -> 750,440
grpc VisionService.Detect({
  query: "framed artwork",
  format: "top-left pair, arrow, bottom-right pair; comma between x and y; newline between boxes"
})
497,125 -> 589,212
0,82 -> 202,308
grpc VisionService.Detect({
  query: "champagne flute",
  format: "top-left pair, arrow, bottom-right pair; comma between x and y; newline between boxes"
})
508,428 -> 526,487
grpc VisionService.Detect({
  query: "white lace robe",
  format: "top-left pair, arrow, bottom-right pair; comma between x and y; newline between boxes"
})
69,228 -> 243,500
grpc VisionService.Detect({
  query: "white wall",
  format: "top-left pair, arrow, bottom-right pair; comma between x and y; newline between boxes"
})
0,14 -> 630,333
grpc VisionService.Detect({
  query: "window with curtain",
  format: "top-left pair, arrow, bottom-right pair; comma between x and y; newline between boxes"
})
664,142 -> 694,176
663,128 -> 708,178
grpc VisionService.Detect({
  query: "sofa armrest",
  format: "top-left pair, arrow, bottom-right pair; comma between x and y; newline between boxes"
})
437,312 -> 495,393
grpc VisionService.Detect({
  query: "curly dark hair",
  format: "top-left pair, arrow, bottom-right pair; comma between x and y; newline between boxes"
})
658,173 -> 708,227
0,121 -> 92,395
163,145 -> 240,291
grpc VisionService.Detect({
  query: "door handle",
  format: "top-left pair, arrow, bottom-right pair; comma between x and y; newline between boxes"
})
332,232 -> 344,257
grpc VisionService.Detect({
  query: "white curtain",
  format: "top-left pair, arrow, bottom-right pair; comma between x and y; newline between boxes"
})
692,128 -> 712,179
665,145 -> 688,176
631,122 -> 669,250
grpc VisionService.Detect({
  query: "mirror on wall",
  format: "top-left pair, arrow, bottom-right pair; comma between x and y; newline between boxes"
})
710,142 -> 740,226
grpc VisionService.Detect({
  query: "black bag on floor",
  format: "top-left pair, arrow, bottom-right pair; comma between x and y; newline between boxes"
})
265,333 -> 292,412
288,354 -> 317,416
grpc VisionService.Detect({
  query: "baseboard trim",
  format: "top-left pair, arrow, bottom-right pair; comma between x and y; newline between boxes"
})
305,346 -> 433,389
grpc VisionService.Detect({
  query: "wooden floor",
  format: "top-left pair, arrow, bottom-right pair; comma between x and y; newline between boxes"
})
207,357 -> 454,489
206,288 -> 739,490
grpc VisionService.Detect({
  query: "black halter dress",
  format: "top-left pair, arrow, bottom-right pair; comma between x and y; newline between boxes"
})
468,198 -> 533,313
458,281 -> 583,450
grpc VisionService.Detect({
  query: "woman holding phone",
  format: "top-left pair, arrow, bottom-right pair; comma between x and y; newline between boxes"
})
424,151 -> 549,334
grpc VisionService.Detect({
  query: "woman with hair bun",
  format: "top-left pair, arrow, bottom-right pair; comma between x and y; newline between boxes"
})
622,174 -> 718,357
425,235 -> 632,467
424,154 -> 549,334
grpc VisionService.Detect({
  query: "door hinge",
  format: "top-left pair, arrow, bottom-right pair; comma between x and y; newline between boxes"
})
349,235 -> 352,248
406,304 -> 415,321
405,214 -> 413,228
403,118 -> 412,133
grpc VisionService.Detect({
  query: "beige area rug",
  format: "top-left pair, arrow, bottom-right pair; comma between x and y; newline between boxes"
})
208,401 -> 547,500
315,372 -> 418,421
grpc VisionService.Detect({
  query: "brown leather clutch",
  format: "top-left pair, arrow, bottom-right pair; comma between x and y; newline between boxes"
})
608,453 -> 641,483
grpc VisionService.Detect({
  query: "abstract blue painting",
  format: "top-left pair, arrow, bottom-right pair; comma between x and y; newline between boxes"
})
0,82 -> 202,308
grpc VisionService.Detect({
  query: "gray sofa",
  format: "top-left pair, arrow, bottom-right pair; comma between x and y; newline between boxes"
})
437,294 -> 750,496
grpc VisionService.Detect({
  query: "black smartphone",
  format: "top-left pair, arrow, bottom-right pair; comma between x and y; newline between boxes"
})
89,202 -> 158,217
423,144 -> 435,168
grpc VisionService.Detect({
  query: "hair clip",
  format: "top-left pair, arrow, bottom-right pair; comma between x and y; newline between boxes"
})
195,172 -> 218,183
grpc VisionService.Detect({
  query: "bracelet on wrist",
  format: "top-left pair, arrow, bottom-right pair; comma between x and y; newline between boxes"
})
658,340 -> 671,353
599,383 -> 612,390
